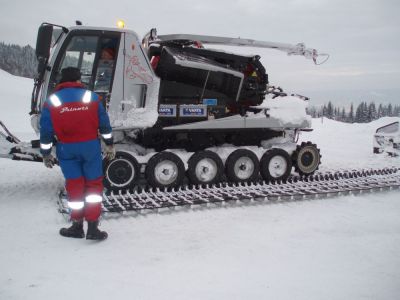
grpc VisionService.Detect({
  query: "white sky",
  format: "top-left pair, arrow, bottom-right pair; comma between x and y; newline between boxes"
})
0,0 -> 399,93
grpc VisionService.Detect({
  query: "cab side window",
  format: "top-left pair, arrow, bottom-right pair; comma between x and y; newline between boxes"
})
94,38 -> 118,94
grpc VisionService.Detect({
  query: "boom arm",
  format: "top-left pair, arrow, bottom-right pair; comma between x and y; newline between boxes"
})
156,33 -> 329,65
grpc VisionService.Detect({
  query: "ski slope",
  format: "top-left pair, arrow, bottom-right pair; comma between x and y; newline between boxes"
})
0,69 -> 399,300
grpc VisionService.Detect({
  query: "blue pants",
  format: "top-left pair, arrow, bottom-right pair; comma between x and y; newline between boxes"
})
56,139 -> 103,181
56,139 -> 104,221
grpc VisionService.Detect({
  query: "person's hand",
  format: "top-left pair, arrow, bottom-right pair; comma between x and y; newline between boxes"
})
43,154 -> 55,168
104,144 -> 116,161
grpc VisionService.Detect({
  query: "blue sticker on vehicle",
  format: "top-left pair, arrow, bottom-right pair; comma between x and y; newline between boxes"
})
202,98 -> 218,106
180,105 -> 207,117
159,105 -> 177,117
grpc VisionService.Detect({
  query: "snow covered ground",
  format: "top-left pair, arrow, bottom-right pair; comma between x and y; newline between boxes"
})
0,69 -> 399,299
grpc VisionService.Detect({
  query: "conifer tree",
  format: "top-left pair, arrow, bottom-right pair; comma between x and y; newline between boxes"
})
348,103 -> 354,123
368,102 -> 377,122
387,103 -> 393,117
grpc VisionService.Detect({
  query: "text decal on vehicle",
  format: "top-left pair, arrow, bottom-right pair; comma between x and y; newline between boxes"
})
158,105 -> 177,117
180,105 -> 207,117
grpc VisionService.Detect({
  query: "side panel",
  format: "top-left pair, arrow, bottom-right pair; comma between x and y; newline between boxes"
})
108,32 -> 160,130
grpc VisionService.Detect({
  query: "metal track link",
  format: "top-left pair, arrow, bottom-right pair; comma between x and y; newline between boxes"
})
57,167 -> 400,214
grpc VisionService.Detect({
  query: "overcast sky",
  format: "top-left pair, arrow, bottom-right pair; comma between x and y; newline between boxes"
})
1,0 -> 399,95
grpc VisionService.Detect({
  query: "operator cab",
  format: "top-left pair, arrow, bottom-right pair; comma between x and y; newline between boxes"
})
32,23 -> 160,131
47,32 -> 120,108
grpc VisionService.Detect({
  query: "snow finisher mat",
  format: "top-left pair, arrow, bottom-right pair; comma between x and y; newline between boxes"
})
57,167 -> 400,215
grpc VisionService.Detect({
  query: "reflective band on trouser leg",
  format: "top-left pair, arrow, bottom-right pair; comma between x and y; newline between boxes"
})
84,195 -> 102,221
65,177 -> 85,220
86,194 -> 103,203
68,200 -> 85,220
85,176 -> 104,221
68,201 -> 84,209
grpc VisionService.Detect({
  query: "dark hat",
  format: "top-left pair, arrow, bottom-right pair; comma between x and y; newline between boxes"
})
59,67 -> 81,83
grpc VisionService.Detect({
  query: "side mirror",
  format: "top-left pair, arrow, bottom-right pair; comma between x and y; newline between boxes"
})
35,24 -> 53,60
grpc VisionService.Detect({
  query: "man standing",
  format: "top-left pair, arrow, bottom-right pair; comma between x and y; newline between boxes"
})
40,67 -> 115,241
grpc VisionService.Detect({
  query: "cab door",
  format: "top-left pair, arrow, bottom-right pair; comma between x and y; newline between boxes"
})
107,31 -> 160,129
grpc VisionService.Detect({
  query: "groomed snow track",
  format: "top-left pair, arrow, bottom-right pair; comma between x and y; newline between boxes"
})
58,167 -> 400,215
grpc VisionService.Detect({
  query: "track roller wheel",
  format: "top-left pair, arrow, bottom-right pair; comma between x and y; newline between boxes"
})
103,151 -> 140,190
260,148 -> 292,182
145,152 -> 185,188
187,150 -> 224,185
293,142 -> 321,176
225,149 -> 259,182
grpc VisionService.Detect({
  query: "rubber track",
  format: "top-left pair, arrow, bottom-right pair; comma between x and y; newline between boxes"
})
58,167 -> 400,214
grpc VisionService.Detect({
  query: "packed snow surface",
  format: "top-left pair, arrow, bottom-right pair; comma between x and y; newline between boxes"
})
0,71 -> 400,300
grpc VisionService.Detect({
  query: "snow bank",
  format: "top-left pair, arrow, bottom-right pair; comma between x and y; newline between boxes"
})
0,70 -> 35,136
257,94 -> 311,126
300,116 -> 400,171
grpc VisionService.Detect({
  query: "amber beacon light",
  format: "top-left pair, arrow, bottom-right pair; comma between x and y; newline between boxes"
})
117,20 -> 125,28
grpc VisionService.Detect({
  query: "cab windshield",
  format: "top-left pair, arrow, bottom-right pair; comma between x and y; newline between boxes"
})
48,32 -> 120,98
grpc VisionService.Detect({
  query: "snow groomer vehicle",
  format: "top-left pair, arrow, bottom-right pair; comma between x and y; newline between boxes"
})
1,21 -> 330,190
373,121 -> 400,156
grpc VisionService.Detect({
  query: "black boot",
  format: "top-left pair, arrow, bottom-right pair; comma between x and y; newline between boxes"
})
59,220 -> 84,238
86,221 -> 108,240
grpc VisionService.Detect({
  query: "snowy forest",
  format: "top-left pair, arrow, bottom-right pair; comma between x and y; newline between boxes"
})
308,101 -> 400,123
0,42 -> 37,78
